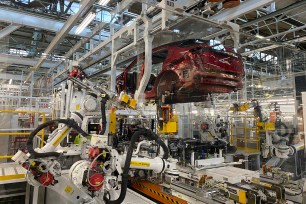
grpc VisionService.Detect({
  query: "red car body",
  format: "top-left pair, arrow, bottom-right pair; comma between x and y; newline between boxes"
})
116,39 -> 244,103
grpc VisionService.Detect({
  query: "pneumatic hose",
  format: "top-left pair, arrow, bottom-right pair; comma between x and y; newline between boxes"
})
27,118 -> 89,158
104,129 -> 168,204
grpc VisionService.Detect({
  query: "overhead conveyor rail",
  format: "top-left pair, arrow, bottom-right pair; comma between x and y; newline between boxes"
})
54,0 -> 241,90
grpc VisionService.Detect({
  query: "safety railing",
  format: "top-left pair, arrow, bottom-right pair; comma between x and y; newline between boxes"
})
229,116 -> 260,153
0,110 -> 46,160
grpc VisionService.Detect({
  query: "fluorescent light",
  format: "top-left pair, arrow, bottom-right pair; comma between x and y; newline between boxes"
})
42,52 -> 47,59
192,110 -> 198,114
75,12 -> 96,35
98,0 -> 110,5
255,34 -> 270,41
255,34 -> 264,39
241,45 -> 280,56
9,79 -> 12,85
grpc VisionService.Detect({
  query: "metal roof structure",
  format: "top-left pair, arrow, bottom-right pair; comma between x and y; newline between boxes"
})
0,0 -> 305,99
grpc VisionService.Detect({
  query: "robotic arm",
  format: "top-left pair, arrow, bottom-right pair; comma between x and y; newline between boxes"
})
13,121 -> 171,204
12,68 -> 174,204
13,129 -> 171,204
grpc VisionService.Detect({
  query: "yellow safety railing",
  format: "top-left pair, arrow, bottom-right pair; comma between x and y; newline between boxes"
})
229,116 -> 260,153
0,110 -> 46,159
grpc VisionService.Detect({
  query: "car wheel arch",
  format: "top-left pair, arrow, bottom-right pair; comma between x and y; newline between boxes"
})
153,70 -> 180,96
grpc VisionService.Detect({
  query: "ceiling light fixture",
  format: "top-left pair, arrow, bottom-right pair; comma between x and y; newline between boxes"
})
255,34 -> 270,41
98,0 -> 110,5
75,12 -> 96,35
255,34 -> 264,39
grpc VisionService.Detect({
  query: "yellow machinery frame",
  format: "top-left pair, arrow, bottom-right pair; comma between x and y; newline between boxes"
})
0,110 -> 46,159
229,116 -> 260,153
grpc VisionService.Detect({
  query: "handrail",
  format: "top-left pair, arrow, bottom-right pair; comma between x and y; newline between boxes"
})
0,110 -> 46,159
0,132 -> 43,136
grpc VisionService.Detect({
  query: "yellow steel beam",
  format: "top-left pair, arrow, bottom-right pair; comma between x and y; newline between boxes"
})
0,110 -> 44,114
41,112 -> 46,148
0,174 -> 25,180
0,131 -> 43,136
0,110 -> 46,147
0,132 -> 31,136
0,156 -> 12,159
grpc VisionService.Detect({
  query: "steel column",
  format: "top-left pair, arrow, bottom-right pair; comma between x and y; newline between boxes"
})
302,92 -> 306,156
134,14 -> 153,102
110,24 -> 117,93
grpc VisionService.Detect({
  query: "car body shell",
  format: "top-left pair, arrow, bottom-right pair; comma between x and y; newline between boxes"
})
116,39 -> 244,103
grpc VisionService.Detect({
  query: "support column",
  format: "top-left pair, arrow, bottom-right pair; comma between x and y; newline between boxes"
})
65,80 -> 72,118
29,71 -> 34,109
227,21 -> 240,49
60,83 -> 65,119
244,155 -> 249,170
255,154 -> 260,170
161,0 -> 168,30
110,24 -> 117,93
18,71 -> 23,108
134,13 -> 153,102
25,184 -> 30,204
302,92 -> 306,156
32,186 -> 39,204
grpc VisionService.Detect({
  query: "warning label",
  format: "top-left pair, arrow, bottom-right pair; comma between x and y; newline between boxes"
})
130,161 -> 150,167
